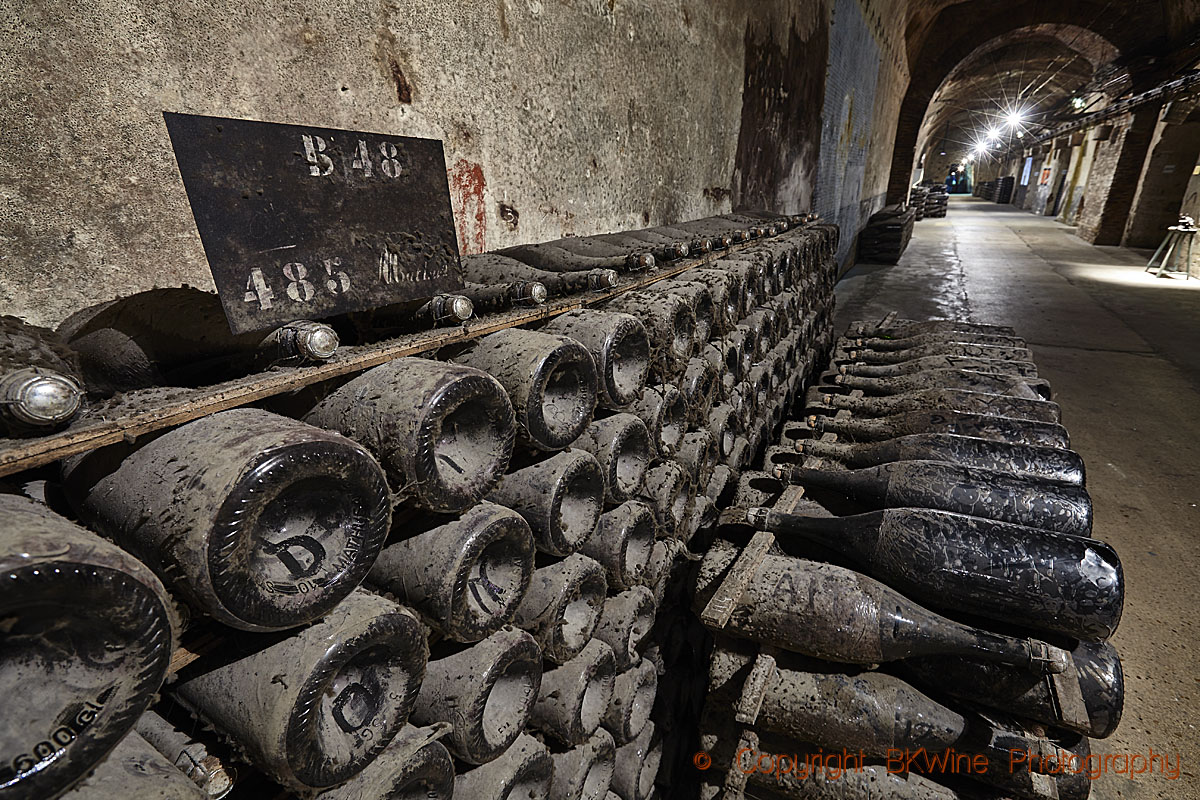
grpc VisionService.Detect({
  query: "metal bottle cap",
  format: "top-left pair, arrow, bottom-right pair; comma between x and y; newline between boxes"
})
1,368 -> 84,426
292,322 -> 340,360
449,295 -> 474,321
528,282 -> 548,305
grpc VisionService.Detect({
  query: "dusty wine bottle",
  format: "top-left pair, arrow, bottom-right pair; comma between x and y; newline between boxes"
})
173,589 -> 428,791
497,241 -> 654,273
795,433 -> 1086,486
63,409 -> 391,631
462,253 -> 619,295
693,539 -> 1070,672
487,449 -> 605,556
530,639 -> 616,745
515,554 -> 609,663
638,461 -> 692,537
304,357 -> 515,513
549,236 -> 661,267
453,733 -> 553,799
551,728 -> 616,800
461,280 -> 548,314
849,318 -> 1016,338
580,501 -> 657,590
903,639 -> 1124,739
658,222 -> 733,249
602,659 -> 658,745
593,587 -> 657,671
835,368 -> 1052,400
846,330 -> 1027,351
454,328 -> 598,450
594,231 -> 690,261
680,357 -> 719,421
773,459 -> 1093,535
0,494 -> 177,800
572,415 -> 653,504
544,310 -> 652,410
689,269 -> 745,331
842,341 -> 1035,365
58,732 -> 206,800
647,281 -> 715,345
809,409 -> 1071,449
840,353 -> 1039,378
134,711 -> 234,798
367,502 -> 535,642
604,291 -> 696,375
706,403 -> 740,460
624,227 -> 713,256
610,721 -> 661,800
676,218 -> 753,243
808,386 -> 1062,424
702,340 -> 741,396
411,627 -> 542,764
312,724 -> 454,800
676,430 -> 718,487
0,315 -> 85,434
748,506 -> 1120,640
629,384 -> 688,458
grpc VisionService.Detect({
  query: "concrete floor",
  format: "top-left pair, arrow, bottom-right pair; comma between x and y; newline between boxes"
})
835,196 -> 1200,800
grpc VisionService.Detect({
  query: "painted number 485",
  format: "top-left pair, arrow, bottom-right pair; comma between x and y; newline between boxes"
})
244,259 -> 351,311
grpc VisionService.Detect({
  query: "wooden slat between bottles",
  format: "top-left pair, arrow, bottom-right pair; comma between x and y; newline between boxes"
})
0,244 -> 752,478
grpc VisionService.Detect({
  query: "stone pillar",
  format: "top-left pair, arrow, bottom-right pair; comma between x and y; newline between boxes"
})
1122,104 -> 1200,247
1077,106 -> 1161,245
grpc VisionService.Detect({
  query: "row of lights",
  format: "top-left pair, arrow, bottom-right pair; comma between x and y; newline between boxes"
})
965,108 -> 1029,162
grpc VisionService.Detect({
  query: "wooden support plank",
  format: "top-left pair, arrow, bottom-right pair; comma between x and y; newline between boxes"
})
699,529 -> 774,629
734,650 -> 777,725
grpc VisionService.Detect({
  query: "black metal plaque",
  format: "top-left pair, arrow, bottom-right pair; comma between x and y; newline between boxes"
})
164,112 -> 463,334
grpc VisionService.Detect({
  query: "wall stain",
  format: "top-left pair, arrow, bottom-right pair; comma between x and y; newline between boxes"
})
703,186 -> 732,202
498,202 -> 520,230
449,160 -> 487,254
375,29 -> 414,104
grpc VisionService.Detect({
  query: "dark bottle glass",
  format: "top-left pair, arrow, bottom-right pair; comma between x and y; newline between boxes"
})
0,315 -> 85,434
748,506 -> 1120,640
594,231 -> 690,261
462,253 -> 618,295
674,218 -> 754,243
58,732 -> 207,800
840,354 -> 1039,378
0,494 -> 177,800
453,733 -> 553,799
702,339 -> 742,396
487,449 -> 605,556
849,318 -> 1016,339
579,500 -> 657,591
602,659 -> 657,745
173,590 -> 428,792
515,554 -> 608,664
409,293 -> 475,327
312,724 -> 454,800
496,241 -> 654,274
638,461 -> 692,538
903,639 -> 1124,739
842,341 -> 1034,365
655,222 -> 734,249
718,213 -> 778,236
134,710 -> 234,798
461,281 -> 547,314
305,358 -> 515,513
680,357 -> 719,423
846,330 -> 1026,351
693,540 -> 1070,673
63,409 -> 392,632
795,433 -> 1086,486
547,235 -> 659,267
611,721 -> 661,800
367,501 -> 535,642
454,329 -> 598,450
629,384 -> 688,458
835,368 -> 1052,400
622,227 -> 712,256
530,639 -> 616,746
809,409 -> 1070,449
773,459 -> 1093,535
809,386 -> 1061,423
646,281 -> 715,345
605,291 -> 696,376
57,287 -> 339,395
550,728 -> 615,800
688,268 -> 745,332
544,310 -> 651,410
593,587 -> 657,671
572,414 -> 652,504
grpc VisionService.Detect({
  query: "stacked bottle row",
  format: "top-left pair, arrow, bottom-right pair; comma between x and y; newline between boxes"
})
855,206 -> 916,264
0,211 -> 839,800
691,317 -> 1124,800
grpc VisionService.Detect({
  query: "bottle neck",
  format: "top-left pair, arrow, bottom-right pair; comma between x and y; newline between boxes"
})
751,508 -> 884,556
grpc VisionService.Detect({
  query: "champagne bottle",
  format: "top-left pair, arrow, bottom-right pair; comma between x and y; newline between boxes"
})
58,287 -> 339,395
749,506 -> 1120,639
629,384 -> 688,458
497,241 -> 654,273
461,280 -> 548,313
845,331 -> 1027,351
454,328 -> 598,450
545,310 -> 651,410
593,587 -> 657,671
808,386 -> 1061,424
462,253 -> 618,295
840,354 -> 1039,378
773,460 -> 1093,535
795,434 -> 1086,486
719,213 -> 780,236
134,711 -> 234,798
594,231 -> 690,261
304,357 -> 515,512
408,293 -> 475,328
58,732 -> 206,800
675,218 -> 754,243
549,235 -> 660,267
834,368 -> 1052,400
611,721 -> 661,800
0,494 -> 177,800
313,724 -> 454,800
367,502 -> 535,642
453,733 -> 553,799
712,260 -> 760,311
173,589 -> 428,791
638,462 -> 692,537
63,409 -> 391,631
604,291 -> 696,375
603,659 -> 658,745
623,227 -> 712,256
646,281 -> 715,345
849,318 -> 1016,338
680,357 -> 719,421
706,403 -> 740,460
658,223 -> 734,249
572,415 -> 652,504
693,540 -> 1070,672
487,450 -> 605,556
842,341 -> 1035,365
809,410 -> 1070,449
515,555 -> 609,663
580,501 -> 657,590
411,627 -> 542,764
530,639 -> 616,745
676,430 -> 718,487
0,315 -> 85,434
551,728 -> 616,800
689,269 -> 745,331
903,639 -> 1124,738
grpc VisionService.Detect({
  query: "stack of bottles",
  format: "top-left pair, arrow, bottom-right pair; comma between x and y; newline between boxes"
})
855,206 -> 916,264
974,180 -> 995,199
995,176 -> 1016,204
0,210 -> 839,800
909,186 -> 929,221
691,316 -> 1123,800
924,185 -> 949,218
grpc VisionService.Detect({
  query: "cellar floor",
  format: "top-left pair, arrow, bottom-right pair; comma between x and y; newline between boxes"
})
834,195 -> 1200,800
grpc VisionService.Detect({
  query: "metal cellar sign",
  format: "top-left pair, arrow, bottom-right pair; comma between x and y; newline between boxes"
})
164,112 -> 463,334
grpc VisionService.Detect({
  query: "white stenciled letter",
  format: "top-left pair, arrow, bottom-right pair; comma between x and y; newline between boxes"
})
350,139 -> 373,177
302,134 -> 335,176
